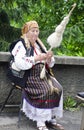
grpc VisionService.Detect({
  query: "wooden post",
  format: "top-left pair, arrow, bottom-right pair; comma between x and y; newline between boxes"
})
76,95 -> 84,130
80,108 -> 84,130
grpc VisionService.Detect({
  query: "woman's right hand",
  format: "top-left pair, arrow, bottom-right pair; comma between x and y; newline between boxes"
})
34,53 -> 47,62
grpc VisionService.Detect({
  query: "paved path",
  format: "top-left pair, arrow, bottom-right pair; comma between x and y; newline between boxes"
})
0,109 -> 82,130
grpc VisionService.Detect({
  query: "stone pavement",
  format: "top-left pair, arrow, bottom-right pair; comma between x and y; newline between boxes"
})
0,108 -> 83,130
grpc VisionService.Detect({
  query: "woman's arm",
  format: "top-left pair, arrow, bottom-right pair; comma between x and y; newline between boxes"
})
12,41 -> 48,70
12,41 -> 35,70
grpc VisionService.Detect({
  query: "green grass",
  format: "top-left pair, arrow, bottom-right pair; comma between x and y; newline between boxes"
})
63,96 -> 83,111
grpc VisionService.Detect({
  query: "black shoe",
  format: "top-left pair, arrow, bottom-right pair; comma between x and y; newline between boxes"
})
76,92 -> 84,101
45,121 -> 64,130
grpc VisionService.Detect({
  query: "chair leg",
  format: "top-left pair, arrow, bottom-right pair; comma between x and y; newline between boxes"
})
0,84 -> 22,128
0,85 -> 15,112
17,90 -> 23,128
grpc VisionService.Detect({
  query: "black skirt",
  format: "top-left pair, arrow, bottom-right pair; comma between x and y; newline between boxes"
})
23,63 -> 62,109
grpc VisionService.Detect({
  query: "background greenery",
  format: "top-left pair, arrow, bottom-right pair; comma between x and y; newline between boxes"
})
0,0 -> 84,56
0,0 -> 84,111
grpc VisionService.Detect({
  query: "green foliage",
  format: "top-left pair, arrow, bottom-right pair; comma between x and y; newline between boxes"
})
63,95 -> 84,111
79,103 -> 84,107
0,39 -> 9,51
0,0 -> 84,56
54,25 -> 84,56
63,96 -> 77,111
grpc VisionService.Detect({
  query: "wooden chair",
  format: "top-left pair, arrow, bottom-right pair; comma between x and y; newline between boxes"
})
0,83 -> 22,127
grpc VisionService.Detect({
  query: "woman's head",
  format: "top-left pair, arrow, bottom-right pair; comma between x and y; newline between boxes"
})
22,20 -> 39,35
21,20 -> 46,50
22,20 -> 39,45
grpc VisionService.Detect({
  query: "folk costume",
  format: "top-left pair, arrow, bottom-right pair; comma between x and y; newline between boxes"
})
9,21 -> 63,130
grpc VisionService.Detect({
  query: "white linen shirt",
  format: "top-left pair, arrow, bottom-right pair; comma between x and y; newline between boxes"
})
12,41 -> 55,70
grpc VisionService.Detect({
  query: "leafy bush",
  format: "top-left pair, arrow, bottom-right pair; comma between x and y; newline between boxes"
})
0,0 -> 84,56
64,95 -> 84,111
63,96 -> 77,111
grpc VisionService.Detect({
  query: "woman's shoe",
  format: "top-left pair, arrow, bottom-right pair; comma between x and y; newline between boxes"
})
37,126 -> 49,130
76,92 -> 84,101
45,121 -> 64,130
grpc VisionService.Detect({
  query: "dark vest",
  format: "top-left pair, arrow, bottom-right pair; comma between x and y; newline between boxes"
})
7,38 -> 46,88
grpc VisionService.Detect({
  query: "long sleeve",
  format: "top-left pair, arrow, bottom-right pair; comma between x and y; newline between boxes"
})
12,41 -> 35,70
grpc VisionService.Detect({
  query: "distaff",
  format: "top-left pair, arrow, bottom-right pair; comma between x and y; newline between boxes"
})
40,3 -> 76,79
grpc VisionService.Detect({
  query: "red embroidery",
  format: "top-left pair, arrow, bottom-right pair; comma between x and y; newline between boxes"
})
26,58 -> 33,63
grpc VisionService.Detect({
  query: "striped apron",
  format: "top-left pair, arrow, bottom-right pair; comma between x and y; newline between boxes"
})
23,63 -> 62,109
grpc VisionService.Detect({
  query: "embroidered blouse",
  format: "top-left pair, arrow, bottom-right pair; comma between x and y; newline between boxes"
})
12,41 -> 55,70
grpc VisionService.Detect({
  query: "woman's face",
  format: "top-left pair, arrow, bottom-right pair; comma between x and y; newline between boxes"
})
26,27 -> 39,44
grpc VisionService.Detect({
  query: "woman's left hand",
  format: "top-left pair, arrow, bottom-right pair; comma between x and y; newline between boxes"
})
46,51 -> 53,63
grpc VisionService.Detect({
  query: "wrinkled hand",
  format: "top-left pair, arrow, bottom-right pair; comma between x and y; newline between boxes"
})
34,53 -> 47,62
34,51 -> 53,62
46,51 -> 53,59
46,51 -> 53,64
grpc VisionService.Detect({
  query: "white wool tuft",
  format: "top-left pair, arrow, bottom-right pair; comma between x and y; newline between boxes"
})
47,32 -> 62,48
40,66 -> 46,79
40,3 -> 76,79
47,3 -> 76,50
